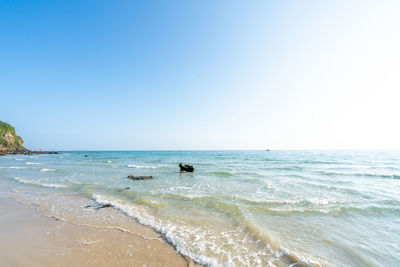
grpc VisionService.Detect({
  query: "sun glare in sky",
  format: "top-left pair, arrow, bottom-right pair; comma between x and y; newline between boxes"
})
1,0 -> 399,150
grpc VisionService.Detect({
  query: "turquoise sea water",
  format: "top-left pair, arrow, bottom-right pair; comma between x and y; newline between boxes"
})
1,151 -> 399,266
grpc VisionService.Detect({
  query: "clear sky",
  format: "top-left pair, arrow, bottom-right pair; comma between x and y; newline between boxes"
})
1,0 -> 400,150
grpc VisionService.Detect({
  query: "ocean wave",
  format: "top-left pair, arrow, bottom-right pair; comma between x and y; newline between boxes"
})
247,203 -> 400,217
298,160 -> 349,165
127,164 -> 162,169
209,171 -> 236,177
316,170 -> 400,179
331,205 -> 400,216
40,168 -> 58,172
148,191 -> 398,217
242,197 -> 333,207
91,194 -> 315,266
204,200 -> 244,217
26,162 -> 43,165
149,191 -> 336,209
264,166 -> 304,171
0,166 -> 28,169
90,194 -> 233,266
14,177 -> 68,188
92,194 -> 209,265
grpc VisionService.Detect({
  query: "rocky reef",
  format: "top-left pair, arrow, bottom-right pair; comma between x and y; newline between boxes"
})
0,120 -> 57,156
127,175 -> 153,180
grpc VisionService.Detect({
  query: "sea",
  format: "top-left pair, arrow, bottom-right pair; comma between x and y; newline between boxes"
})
0,150 -> 399,266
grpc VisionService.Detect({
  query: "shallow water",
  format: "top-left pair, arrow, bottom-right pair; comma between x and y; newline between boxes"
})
1,150 -> 400,266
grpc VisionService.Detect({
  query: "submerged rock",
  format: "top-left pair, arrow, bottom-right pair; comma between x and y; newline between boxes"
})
179,163 -> 194,172
127,175 -> 153,180
85,203 -> 113,210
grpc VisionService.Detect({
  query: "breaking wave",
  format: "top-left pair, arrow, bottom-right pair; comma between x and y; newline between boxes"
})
0,166 -> 28,169
14,177 -> 68,188
40,168 -> 58,172
127,164 -> 162,169
91,193 -> 315,267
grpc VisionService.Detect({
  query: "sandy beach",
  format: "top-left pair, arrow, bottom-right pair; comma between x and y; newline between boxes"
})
0,197 -> 198,267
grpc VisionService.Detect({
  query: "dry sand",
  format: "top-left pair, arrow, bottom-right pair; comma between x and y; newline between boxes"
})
0,197 -> 199,267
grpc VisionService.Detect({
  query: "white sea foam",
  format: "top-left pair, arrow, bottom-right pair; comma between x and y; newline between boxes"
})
26,162 -> 43,165
0,166 -> 28,169
91,194 -> 280,266
307,198 -> 329,205
127,164 -> 160,169
40,168 -> 58,172
14,177 -> 67,188
92,194 -> 215,265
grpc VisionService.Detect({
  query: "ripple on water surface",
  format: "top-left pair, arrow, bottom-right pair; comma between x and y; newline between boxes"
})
1,150 -> 400,266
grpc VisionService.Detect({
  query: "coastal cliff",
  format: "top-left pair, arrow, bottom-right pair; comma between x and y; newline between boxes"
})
0,120 -> 57,156
0,121 -> 26,152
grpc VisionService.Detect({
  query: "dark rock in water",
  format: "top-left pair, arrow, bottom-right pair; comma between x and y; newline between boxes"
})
127,175 -> 153,180
125,187 -> 131,190
95,203 -> 112,210
85,203 -> 113,210
179,163 -> 194,172
84,155 -> 88,157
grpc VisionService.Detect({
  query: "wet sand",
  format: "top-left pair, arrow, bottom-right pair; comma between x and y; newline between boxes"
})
0,197 -> 198,267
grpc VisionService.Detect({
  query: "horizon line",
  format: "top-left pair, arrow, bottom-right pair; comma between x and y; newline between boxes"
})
42,149 -> 400,152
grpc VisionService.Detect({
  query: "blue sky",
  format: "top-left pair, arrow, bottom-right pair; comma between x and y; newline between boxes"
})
1,1 -> 400,150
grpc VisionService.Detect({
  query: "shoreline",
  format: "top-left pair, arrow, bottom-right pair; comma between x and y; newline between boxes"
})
0,197 -> 200,267
0,150 -> 58,156
3,150 -> 393,266
1,151 -> 320,267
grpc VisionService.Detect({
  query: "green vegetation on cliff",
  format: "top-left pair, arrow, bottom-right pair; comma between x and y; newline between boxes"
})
0,121 -> 26,151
